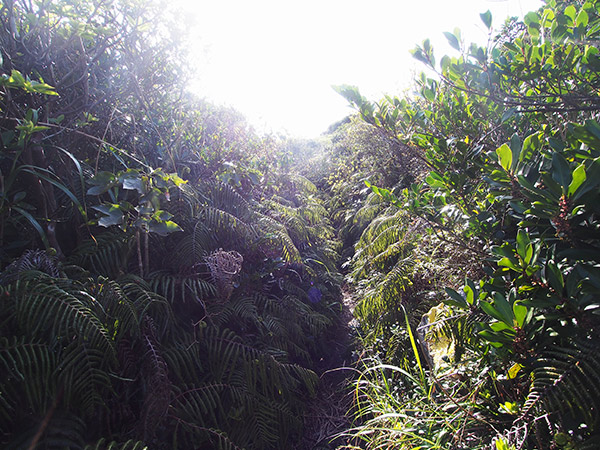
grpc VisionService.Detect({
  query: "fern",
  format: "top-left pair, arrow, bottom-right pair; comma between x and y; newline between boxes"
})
84,438 -> 148,450
0,337 -> 55,427
90,277 -> 141,340
119,276 -> 174,337
522,340 -> 600,432
58,339 -> 113,414
6,412 -> 88,450
148,269 -> 216,305
171,382 -> 228,429
199,206 -> 256,246
0,249 -> 61,284
69,231 -> 132,278
206,181 -> 252,217
9,276 -> 116,360
255,213 -> 302,263
161,335 -> 204,385
137,316 -> 171,441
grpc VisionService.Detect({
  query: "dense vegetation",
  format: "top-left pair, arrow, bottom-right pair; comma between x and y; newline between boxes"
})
2,0 -> 600,449
0,1 -> 341,448
331,0 -> 600,448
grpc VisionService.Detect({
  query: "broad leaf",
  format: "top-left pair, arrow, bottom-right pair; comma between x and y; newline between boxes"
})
496,144 -> 513,172
513,301 -> 527,328
551,153 -> 572,191
148,220 -> 182,236
92,204 -> 124,227
480,10 -> 492,29
568,164 -> 586,197
443,32 -> 460,51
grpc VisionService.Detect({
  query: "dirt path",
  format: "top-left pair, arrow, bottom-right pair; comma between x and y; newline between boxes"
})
296,286 -> 358,449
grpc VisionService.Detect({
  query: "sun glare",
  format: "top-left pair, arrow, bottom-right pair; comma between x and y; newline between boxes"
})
178,0 -> 543,137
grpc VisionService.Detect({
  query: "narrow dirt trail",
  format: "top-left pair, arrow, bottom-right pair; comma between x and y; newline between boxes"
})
296,286 -> 358,449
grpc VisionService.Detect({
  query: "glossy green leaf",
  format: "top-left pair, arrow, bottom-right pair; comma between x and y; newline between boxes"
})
574,158 -> 600,199
464,284 -> 475,305
524,11 -> 540,26
520,132 -> 541,162
422,87 -> 435,102
148,220 -> 182,236
122,176 -> 144,193
490,321 -> 513,332
576,8 -> 589,27
568,164 -> 586,197
546,261 -> 564,292
152,210 -> 173,221
513,301 -> 527,328
444,287 -> 468,308
564,5 -> 577,23
481,299 -> 512,327
516,229 -> 533,264
496,144 -> 513,172
498,256 -> 520,272
493,292 -> 515,325
551,153 -> 572,191
87,170 -> 115,185
501,108 -> 517,124
92,204 -> 124,227
479,330 -> 514,345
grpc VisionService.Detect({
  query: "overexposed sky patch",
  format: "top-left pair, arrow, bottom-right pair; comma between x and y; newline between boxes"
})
176,0 -> 543,137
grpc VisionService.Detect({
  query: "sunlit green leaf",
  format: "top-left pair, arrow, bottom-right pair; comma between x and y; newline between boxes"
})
576,8 -> 589,27
520,131 -> 542,162
568,164 -> 586,197
513,301 -> 527,328
564,5 -> 577,23
148,220 -> 182,236
496,144 -> 513,172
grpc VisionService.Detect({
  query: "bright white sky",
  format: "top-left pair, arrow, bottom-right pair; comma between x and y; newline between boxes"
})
176,0 -> 543,137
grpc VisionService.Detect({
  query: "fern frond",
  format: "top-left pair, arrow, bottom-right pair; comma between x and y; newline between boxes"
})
191,220 -> 219,259
148,270 -> 216,304
9,277 -> 116,359
138,316 -> 171,441
197,207 -> 256,253
263,200 -> 312,246
70,232 -> 132,278
171,382 -> 228,429
171,422 -> 242,450
207,181 -> 252,214
522,340 -> 600,430
119,276 -> 174,337
290,173 -> 318,195
58,339 -> 112,414
7,412 -> 87,450
204,326 -> 318,397
0,337 -> 55,425
162,336 -> 203,384
84,438 -> 148,450
0,249 -> 61,285
90,278 -> 140,339
354,258 -> 413,327
255,214 -> 302,263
